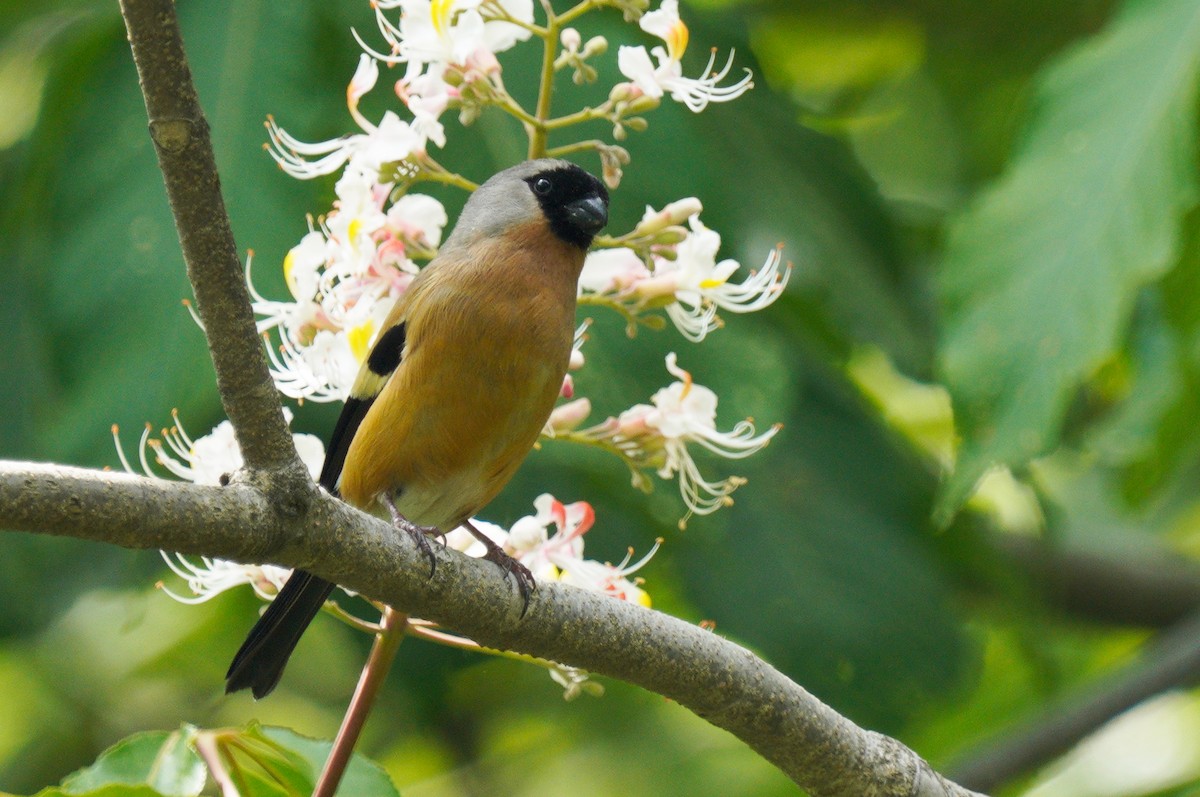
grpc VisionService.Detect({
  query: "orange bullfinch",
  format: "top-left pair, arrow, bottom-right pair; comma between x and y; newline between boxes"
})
226,159 -> 609,698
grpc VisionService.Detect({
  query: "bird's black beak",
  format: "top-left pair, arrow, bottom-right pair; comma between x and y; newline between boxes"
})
565,195 -> 608,235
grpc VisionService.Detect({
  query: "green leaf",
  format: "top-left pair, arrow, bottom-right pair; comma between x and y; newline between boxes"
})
219,724 -> 400,797
20,786 -> 165,797
935,0 -> 1200,522
40,727 -> 203,797
262,727 -> 400,797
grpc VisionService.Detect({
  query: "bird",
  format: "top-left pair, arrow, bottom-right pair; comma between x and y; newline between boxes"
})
225,159 -> 609,699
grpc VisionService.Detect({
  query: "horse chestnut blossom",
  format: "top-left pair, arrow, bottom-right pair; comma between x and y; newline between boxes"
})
555,354 -> 780,525
617,0 -> 753,112
580,200 -> 791,341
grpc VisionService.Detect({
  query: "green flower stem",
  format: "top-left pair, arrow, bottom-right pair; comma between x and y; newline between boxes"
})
480,2 -> 548,37
546,138 -> 611,159
313,607 -> 409,797
557,0 -> 598,27
496,95 -> 544,130
413,157 -> 479,192
529,2 -> 559,159
548,427 -> 655,488
545,105 -> 613,131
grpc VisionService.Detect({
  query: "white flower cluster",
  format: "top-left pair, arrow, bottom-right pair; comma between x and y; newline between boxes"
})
616,0 -> 752,112
580,199 -> 790,342
248,0 -> 786,518
250,186 -> 448,402
549,353 -> 780,527
447,493 -> 656,605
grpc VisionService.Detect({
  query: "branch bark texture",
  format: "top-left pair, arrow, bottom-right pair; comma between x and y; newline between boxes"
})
119,0 -> 302,479
0,461 -> 983,797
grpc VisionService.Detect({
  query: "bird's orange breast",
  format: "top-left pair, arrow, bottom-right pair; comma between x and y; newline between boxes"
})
337,219 -> 583,530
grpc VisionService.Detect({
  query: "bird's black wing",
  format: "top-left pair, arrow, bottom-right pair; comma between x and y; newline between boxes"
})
225,323 -> 407,698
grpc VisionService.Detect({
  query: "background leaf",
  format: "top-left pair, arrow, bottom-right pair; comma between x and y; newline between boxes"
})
935,0 -> 1200,520
4,728 -> 205,797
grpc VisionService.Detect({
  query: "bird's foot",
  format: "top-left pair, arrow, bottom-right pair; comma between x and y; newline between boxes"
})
463,519 -> 535,615
382,494 -> 439,578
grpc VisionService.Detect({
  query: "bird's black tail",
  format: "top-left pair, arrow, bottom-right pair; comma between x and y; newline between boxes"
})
225,570 -> 336,698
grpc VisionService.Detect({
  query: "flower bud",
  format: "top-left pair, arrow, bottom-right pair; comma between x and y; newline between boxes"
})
583,36 -> 608,57
632,274 -> 680,302
608,82 -> 637,104
560,27 -> 582,52
633,198 -> 702,236
467,49 -> 501,75
626,94 -> 661,114
654,226 -> 690,245
548,398 -> 593,433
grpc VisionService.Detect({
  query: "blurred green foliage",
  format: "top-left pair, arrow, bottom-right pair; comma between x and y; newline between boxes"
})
3,0 -> 1200,795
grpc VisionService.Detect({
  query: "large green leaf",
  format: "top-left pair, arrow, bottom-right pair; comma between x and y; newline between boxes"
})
58,729 -> 203,797
935,0 -> 1200,521
2,723 -> 401,797
9,727 -> 206,797
219,725 -> 400,797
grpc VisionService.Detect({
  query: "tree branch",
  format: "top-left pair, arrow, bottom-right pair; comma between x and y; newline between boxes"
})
991,532 -> 1200,628
947,608 -> 1200,792
118,0 -> 304,483
0,460 -> 984,797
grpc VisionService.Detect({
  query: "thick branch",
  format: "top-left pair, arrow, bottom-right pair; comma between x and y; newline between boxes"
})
119,0 -> 301,479
948,609 -> 1200,792
992,533 -> 1200,628
0,461 -> 984,797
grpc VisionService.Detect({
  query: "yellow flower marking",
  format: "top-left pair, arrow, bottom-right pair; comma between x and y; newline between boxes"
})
430,0 -> 454,36
347,320 -> 376,363
666,19 -> 688,62
282,250 -> 299,298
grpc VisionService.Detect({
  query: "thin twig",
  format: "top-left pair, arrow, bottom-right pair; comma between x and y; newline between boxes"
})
991,532 -> 1200,628
313,607 -> 409,797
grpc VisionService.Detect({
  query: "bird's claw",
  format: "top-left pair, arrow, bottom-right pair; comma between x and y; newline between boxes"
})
383,495 -> 439,578
462,519 -> 535,615
404,523 -> 438,579
482,545 -> 536,616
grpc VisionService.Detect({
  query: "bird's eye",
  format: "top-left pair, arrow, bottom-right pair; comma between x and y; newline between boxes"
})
533,177 -> 553,195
